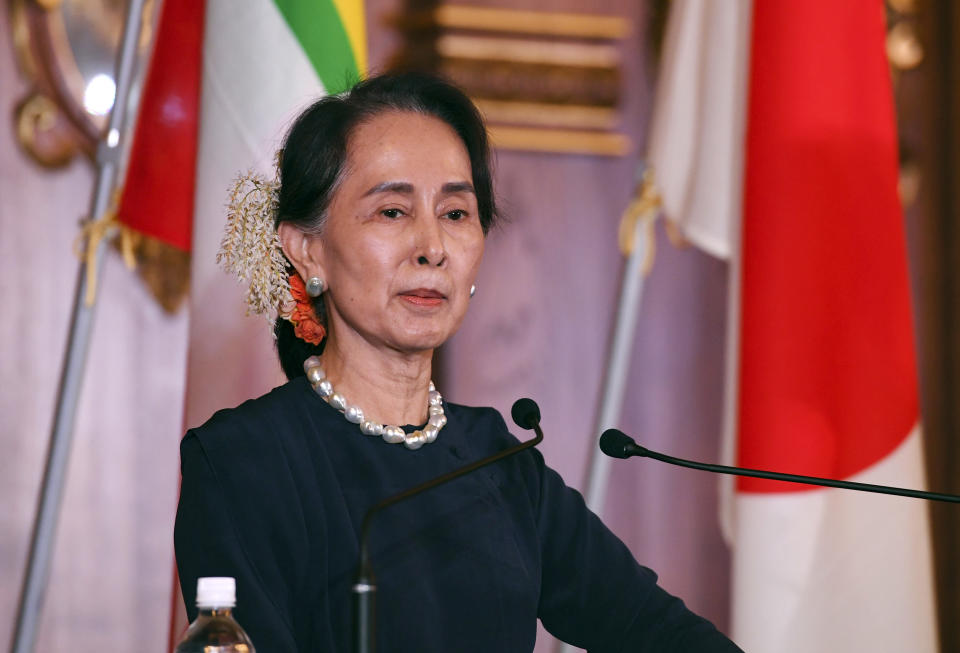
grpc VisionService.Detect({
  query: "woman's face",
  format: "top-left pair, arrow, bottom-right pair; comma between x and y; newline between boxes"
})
312,110 -> 485,355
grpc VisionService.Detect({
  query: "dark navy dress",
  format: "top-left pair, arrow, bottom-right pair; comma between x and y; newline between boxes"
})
175,377 -> 741,652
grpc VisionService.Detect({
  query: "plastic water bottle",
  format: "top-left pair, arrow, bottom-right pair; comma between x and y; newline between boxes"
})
174,577 -> 256,652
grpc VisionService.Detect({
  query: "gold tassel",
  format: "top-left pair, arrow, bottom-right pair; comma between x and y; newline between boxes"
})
73,190 -> 137,306
617,168 -> 662,275
123,233 -> 191,313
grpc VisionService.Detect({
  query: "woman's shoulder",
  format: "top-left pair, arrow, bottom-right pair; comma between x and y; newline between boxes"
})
443,401 -> 545,472
444,402 -> 517,446
444,402 -> 507,428
184,377 -> 318,455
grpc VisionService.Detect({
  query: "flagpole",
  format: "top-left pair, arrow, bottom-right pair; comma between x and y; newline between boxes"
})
555,173 -> 659,653
10,1 -> 148,651
582,171 -> 660,516
582,229 -> 647,512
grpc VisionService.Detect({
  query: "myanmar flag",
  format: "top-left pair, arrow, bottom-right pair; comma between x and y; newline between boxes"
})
171,0 -> 366,643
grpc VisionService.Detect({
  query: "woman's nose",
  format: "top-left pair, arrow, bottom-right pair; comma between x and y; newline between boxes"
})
414,216 -> 446,267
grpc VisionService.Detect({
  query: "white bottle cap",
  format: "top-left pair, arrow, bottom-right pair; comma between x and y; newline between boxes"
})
195,577 -> 236,608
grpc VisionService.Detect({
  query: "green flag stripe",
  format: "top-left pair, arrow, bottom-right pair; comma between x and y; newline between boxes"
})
272,0 -> 359,94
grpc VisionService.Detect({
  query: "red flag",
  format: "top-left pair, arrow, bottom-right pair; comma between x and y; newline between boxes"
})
111,0 -> 204,644
116,0 -> 204,253
730,1 -> 935,650
738,0 -> 917,489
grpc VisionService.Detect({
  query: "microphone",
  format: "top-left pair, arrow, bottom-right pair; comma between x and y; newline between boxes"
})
600,428 -> 960,503
599,428 -> 646,459
353,398 -> 545,653
511,397 -> 540,430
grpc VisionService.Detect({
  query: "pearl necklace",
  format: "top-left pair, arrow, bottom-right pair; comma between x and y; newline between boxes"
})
303,356 -> 446,450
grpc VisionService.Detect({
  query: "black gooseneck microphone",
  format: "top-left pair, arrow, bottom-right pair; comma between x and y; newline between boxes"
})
353,398 -> 544,653
599,428 -> 960,503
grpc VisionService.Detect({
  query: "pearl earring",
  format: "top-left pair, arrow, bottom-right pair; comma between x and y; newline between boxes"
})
306,276 -> 325,297
469,284 -> 476,298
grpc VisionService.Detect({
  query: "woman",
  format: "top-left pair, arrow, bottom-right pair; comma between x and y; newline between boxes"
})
175,72 -> 741,652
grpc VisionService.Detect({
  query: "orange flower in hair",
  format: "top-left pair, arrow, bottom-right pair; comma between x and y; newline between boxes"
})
287,272 -> 326,345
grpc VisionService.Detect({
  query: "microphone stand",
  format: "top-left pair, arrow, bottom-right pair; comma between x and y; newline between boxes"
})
353,399 -> 545,653
600,429 -> 960,503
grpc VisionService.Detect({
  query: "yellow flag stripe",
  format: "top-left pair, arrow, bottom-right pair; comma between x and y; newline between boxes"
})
331,0 -> 367,74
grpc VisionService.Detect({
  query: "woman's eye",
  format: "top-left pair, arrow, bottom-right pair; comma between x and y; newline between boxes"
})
445,209 -> 467,221
381,208 -> 404,219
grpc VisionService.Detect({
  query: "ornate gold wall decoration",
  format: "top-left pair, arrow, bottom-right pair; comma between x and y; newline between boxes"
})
8,0 -> 154,167
885,0 -> 923,211
389,3 -> 632,157
14,92 -> 81,166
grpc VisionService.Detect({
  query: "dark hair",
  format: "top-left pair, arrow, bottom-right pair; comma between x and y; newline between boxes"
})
273,72 -> 499,380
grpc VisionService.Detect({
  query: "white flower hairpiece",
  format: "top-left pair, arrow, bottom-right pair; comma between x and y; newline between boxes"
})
217,164 -> 292,321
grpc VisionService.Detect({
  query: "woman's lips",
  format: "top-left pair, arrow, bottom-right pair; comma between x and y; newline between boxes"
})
399,288 -> 446,307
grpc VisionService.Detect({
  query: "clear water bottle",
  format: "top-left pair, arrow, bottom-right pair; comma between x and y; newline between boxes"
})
174,577 -> 256,653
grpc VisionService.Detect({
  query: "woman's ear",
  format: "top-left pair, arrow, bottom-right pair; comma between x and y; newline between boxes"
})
278,223 -> 325,280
